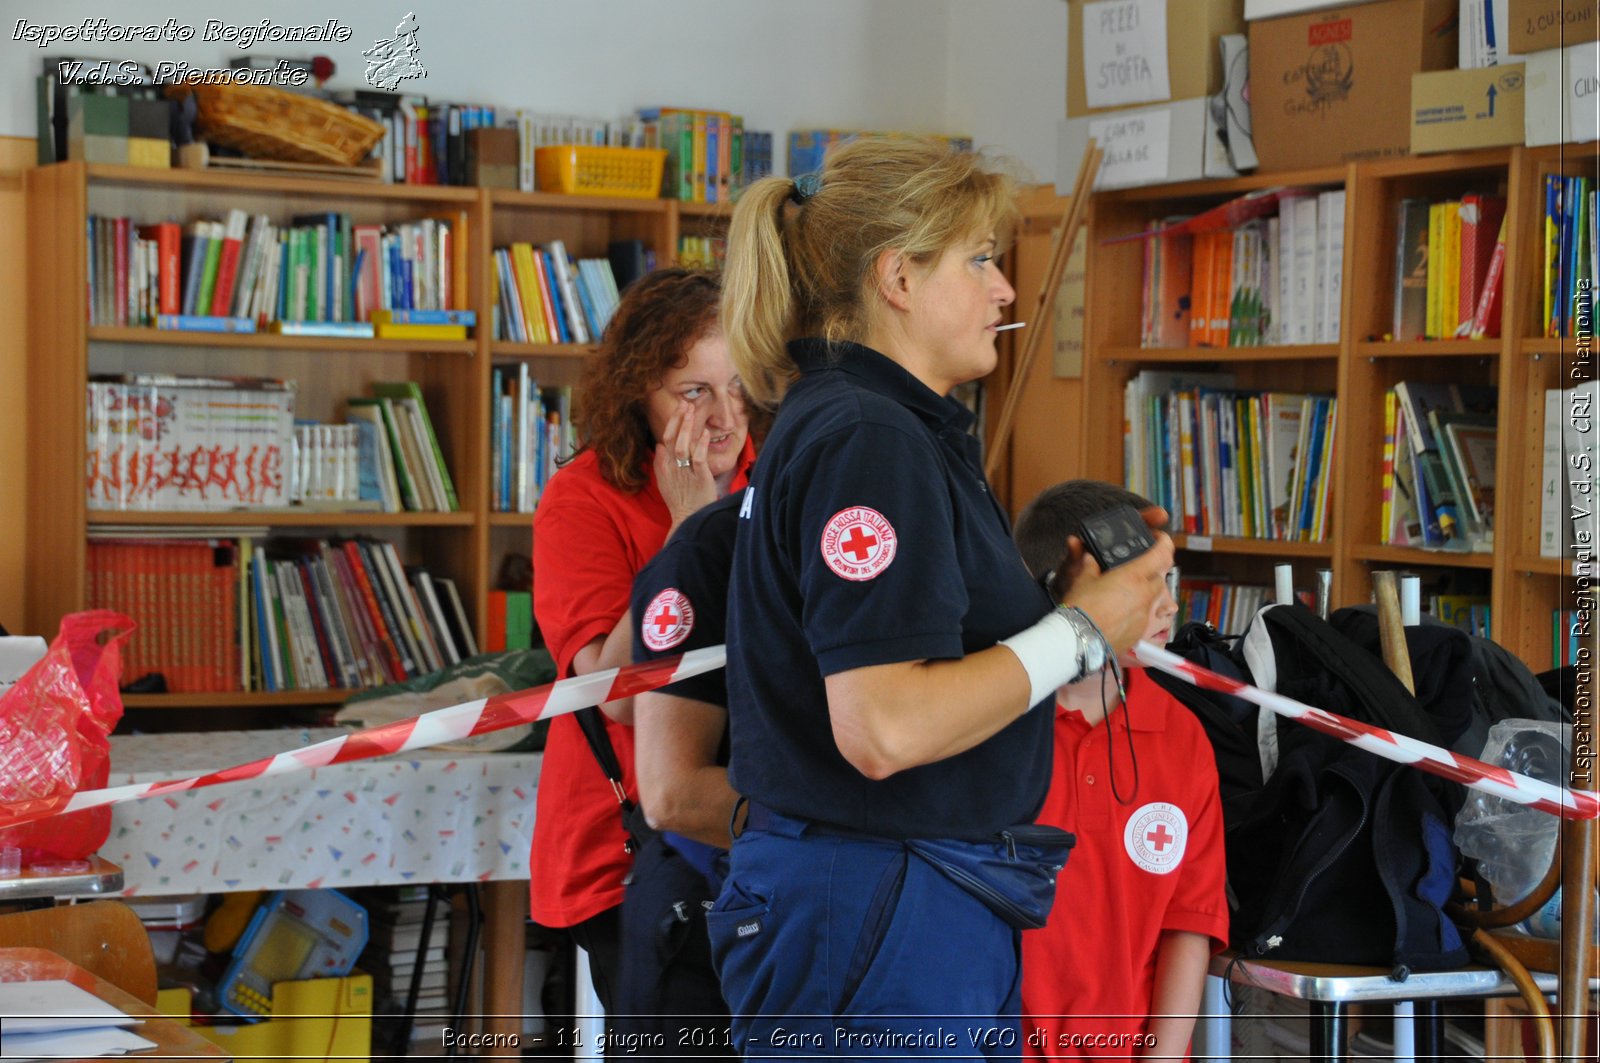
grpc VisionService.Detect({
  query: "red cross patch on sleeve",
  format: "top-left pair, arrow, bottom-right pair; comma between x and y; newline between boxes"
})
641,588 -> 696,651
820,506 -> 898,581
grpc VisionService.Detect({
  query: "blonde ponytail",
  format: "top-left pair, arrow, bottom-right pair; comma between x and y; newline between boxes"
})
722,176 -> 798,407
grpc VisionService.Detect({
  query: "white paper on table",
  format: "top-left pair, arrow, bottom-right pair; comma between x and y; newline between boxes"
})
0,638 -> 46,696
0,981 -> 139,1034
1089,108 -> 1172,188
0,1025 -> 157,1059
1081,0 -> 1172,110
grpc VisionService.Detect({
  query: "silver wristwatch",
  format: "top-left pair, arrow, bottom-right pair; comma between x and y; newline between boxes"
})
1055,605 -> 1107,679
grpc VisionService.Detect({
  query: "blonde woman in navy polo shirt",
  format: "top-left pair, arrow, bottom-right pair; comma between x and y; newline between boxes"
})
712,138 -> 1176,1059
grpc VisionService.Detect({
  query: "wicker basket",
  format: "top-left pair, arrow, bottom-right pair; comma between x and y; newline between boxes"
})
166,82 -> 384,167
534,146 -> 667,199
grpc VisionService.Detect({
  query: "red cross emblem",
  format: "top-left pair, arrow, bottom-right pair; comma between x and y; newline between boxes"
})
820,506 -> 898,581
641,588 -> 695,651
1124,802 -> 1187,875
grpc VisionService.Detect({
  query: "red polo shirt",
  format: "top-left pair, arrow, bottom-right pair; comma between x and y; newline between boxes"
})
1022,668 -> 1228,1060
529,440 -> 754,928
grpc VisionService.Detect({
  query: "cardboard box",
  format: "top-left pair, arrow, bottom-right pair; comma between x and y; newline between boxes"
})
1411,64 -> 1527,152
1507,0 -> 1599,54
1068,0 -> 1245,117
160,974 -> 372,1063
1058,96 -> 1238,192
1249,0 -> 1459,171
1525,40 -> 1600,144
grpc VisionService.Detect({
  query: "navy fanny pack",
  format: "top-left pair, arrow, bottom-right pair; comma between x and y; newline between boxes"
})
905,824 -> 1075,931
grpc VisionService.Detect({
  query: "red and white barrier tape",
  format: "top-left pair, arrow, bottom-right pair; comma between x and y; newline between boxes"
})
1134,640 -> 1600,821
0,645 -> 725,832
3,637 -> 1593,828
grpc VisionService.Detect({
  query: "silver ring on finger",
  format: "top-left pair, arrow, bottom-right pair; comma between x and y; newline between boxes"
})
675,458 -> 693,469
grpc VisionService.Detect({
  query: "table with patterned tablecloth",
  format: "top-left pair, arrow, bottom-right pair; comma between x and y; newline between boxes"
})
104,729 -> 539,895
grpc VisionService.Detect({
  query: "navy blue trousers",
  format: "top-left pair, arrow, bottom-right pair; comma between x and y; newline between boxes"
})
707,811 -> 1023,1061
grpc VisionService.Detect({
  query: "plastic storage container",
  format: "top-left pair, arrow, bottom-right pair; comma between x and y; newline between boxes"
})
534,145 -> 667,199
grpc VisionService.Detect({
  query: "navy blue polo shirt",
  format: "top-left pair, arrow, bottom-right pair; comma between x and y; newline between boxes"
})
630,492 -> 741,709
726,338 -> 1055,840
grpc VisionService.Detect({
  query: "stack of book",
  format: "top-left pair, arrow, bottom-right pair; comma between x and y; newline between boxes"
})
349,886 -> 455,1049
1140,187 -> 1346,349
1391,194 -> 1509,341
1125,370 -> 1338,543
86,374 -> 296,511
1380,381 -> 1497,552
86,209 -> 470,334
491,239 -> 619,345
490,365 -> 573,513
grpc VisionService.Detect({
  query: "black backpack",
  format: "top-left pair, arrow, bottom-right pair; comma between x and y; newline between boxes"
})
1150,604 -> 1472,976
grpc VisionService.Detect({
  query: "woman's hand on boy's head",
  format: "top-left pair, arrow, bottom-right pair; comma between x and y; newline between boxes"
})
1059,530 -> 1175,657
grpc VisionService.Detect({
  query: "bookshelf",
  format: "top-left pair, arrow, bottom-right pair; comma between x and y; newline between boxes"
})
24,161 -> 713,717
1003,146 -> 1593,673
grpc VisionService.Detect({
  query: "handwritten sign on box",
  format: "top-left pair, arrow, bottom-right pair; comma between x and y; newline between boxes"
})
1081,0 -> 1173,109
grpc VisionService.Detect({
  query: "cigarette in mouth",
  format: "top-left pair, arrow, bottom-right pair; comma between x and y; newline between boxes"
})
994,322 -> 1027,331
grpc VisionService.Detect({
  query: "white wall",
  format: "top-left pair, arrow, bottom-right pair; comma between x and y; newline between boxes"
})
0,0 -> 1066,179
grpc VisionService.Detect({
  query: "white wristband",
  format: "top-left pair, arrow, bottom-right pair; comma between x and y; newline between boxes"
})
999,606 -> 1105,708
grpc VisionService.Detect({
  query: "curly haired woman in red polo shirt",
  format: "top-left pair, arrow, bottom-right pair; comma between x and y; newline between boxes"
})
530,268 -> 755,1011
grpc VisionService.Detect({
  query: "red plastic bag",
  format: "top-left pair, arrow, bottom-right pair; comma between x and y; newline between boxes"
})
0,610 -> 132,860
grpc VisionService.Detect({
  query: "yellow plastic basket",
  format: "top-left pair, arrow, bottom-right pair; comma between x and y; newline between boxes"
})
534,145 -> 667,199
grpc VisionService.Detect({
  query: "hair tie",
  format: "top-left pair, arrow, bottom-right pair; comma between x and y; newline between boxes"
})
789,172 -> 821,205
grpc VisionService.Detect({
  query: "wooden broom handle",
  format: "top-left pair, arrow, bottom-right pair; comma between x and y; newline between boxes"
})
1370,571 -> 1415,695
983,141 -> 1102,483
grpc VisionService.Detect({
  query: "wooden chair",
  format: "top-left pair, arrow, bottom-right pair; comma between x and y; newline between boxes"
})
0,900 -> 156,1004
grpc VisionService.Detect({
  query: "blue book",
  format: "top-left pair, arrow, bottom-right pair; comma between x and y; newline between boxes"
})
542,250 -> 572,343
573,269 -> 601,339
181,224 -> 207,317
251,553 -> 279,692
156,314 -> 257,333
378,308 -> 476,326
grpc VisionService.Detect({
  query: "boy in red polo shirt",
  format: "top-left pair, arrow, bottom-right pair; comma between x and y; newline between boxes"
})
1013,480 -> 1228,1060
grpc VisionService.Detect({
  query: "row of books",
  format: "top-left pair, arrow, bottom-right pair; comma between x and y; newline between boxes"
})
491,367 -> 574,514
1141,188 -> 1345,349
1540,381 -> 1600,559
787,129 -> 974,179
86,209 -> 468,331
1176,579 -> 1274,636
247,537 -> 476,692
1391,194 -> 1507,342
485,590 -> 535,653
1541,175 -> 1596,340
86,375 -> 455,513
288,423 -> 364,507
87,536 -> 241,693
1435,594 -> 1492,639
491,240 -> 620,345
1380,382 -> 1497,552
1124,370 -> 1338,543
348,385 -> 460,514
86,533 -> 478,694
638,107 -> 749,204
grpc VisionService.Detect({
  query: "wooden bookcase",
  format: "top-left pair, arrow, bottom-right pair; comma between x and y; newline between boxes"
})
1003,145 -> 1595,672
24,162 -> 712,718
